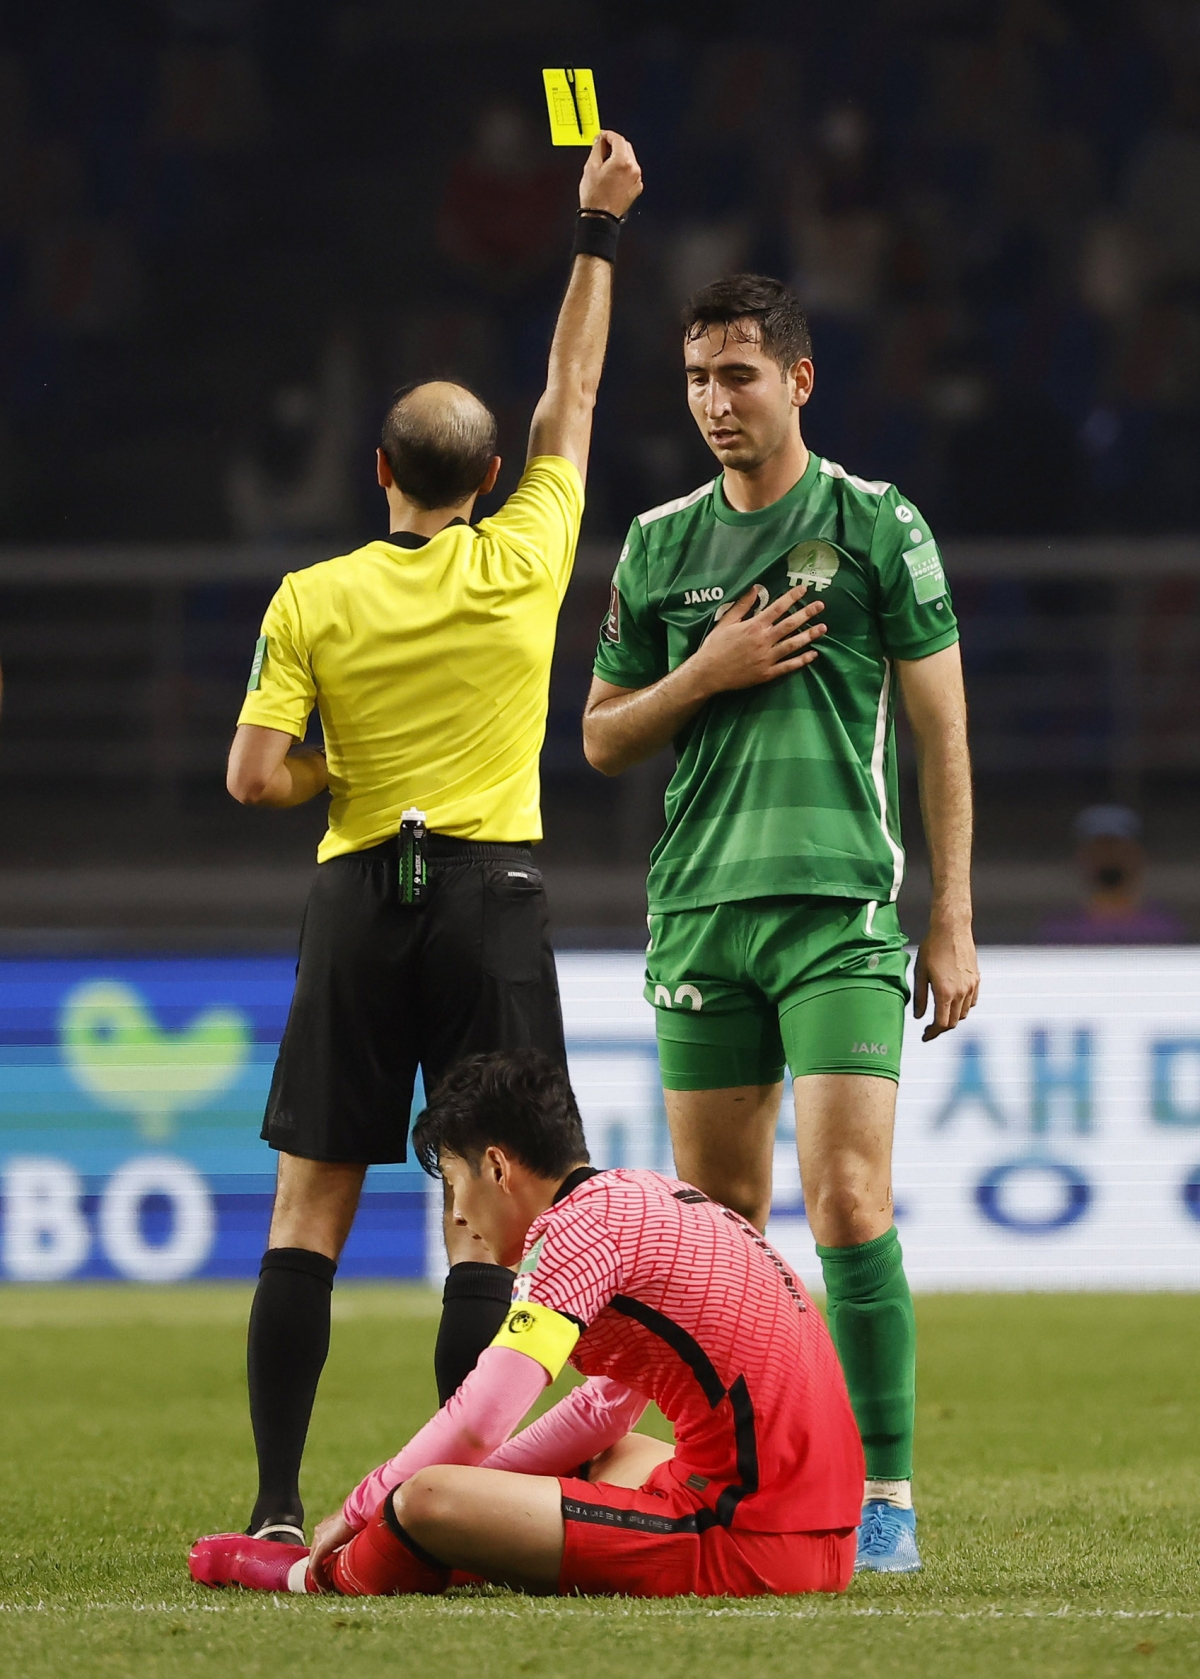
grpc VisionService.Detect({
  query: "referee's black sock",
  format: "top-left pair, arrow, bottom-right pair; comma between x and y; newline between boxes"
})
434,1262 -> 516,1404
247,1247 -> 337,1533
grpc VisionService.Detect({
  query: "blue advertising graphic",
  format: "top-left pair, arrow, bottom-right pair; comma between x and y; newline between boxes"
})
3,950 -> 1200,1288
0,961 -> 426,1281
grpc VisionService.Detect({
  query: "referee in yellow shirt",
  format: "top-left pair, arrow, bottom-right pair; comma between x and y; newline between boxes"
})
225,132 -> 643,1544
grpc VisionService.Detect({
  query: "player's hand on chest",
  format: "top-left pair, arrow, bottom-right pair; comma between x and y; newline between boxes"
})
658,533 -> 872,666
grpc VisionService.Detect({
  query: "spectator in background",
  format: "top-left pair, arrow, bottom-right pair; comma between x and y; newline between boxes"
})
1040,805 -> 1186,944
435,101 -> 574,435
226,333 -> 361,541
785,104 -> 889,466
152,33 -> 265,153
788,105 -> 888,323
437,103 -> 571,294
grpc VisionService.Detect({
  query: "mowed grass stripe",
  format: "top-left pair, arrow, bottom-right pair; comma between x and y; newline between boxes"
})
0,1281 -> 441,1330
2,1601 -> 1199,1619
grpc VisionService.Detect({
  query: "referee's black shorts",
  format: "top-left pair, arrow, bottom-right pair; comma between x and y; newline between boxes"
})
261,833 -> 565,1164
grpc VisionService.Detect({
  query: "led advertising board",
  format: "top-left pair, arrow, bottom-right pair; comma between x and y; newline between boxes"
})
2,951 -> 1199,1289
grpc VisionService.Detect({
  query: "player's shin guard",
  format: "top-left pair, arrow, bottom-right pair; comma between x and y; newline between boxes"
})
330,1497 -> 450,1597
818,1226 -> 915,1482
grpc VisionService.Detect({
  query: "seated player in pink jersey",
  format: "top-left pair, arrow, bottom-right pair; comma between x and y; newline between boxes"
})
190,1051 -> 863,1599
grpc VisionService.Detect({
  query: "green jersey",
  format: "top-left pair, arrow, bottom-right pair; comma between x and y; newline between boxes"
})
592,452 -> 959,913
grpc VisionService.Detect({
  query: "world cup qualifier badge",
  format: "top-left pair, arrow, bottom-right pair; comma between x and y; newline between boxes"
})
511,1234 -> 544,1300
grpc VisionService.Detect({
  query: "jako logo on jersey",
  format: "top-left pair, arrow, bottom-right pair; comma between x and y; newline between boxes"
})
683,586 -> 724,604
852,1042 -> 888,1055
654,983 -> 704,1010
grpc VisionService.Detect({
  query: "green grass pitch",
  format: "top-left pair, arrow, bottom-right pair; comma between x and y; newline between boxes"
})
0,1288 -> 1197,1677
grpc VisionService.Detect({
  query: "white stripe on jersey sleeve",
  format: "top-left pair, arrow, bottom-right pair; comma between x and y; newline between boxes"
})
819,458 -> 892,496
869,660 -> 907,902
636,480 -> 716,527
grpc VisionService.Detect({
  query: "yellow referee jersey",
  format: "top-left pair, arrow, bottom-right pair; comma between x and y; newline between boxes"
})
237,454 -> 584,862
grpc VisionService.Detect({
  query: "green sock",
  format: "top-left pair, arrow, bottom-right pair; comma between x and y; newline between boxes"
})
817,1226 -> 915,1483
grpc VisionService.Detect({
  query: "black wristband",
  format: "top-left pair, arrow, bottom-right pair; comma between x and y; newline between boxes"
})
572,209 -> 622,264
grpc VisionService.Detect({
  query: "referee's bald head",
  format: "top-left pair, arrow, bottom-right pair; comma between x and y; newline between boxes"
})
380,380 -> 499,511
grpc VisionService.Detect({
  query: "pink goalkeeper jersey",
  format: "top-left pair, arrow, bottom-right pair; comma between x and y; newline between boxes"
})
514,1168 -> 863,1533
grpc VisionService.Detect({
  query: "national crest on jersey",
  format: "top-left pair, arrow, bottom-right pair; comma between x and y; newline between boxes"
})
593,454 -> 960,913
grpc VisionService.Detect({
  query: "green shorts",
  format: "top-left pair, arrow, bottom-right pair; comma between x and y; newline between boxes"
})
646,896 -> 910,1090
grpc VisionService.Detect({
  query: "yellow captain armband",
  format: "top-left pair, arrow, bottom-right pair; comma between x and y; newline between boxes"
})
490,1300 -> 581,1380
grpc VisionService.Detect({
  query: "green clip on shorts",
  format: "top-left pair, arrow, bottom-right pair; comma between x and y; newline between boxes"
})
647,896 -> 910,1091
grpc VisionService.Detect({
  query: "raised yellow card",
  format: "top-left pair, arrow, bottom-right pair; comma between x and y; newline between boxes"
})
542,68 -> 600,146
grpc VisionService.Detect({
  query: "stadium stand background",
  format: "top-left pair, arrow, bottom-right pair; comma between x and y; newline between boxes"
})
1,0 -> 1198,943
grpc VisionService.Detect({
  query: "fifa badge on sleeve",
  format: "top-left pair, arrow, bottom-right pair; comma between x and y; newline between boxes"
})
246,635 -> 267,692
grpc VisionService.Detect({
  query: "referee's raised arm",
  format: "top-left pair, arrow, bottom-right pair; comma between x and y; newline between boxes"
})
527,130 -> 642,479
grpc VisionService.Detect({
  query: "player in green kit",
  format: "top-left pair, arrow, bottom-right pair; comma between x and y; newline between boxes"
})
583,275 -> 979,1573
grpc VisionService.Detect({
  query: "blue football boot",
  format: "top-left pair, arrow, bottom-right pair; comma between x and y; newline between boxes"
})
854,1500 -> 921,1573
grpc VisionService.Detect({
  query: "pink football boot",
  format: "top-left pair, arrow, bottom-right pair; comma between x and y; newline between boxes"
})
188,1532 -> 311,1592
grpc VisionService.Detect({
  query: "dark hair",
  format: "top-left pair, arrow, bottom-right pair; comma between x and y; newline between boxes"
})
681,274 -> 812,369
412,1050 -> 590,1179
380,380 -> 498,510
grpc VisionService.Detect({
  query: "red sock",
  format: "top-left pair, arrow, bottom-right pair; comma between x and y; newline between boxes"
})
331,1498 -> 450,1597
